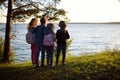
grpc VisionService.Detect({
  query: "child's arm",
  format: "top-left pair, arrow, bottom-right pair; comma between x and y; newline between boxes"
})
30,26 -> 37,33
56,30 -> 59,40
53,33 -> 56,42
65,30 -> 70,39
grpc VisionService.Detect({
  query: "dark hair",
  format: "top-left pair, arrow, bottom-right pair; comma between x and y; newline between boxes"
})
28,18 -> 36,30
59,21 -> 66,31
40,17 -> 47,24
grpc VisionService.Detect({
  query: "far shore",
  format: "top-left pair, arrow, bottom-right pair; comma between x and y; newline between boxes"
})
1,22 -> 120,24
68,22 -> 120,24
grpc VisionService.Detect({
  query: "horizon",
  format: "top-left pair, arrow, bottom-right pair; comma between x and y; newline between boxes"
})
1,21 -> 120,24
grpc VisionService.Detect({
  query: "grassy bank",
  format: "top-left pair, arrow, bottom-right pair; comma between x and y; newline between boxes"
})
0,50 -> 120,80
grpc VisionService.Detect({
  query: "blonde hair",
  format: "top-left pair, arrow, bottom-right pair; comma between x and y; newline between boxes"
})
27,18 -> 37,31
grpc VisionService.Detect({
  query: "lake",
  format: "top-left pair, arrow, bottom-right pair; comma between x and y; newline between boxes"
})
0,23 -> 120,62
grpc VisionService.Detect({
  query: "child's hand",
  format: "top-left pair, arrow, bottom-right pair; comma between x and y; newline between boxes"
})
54,46 -> 57,51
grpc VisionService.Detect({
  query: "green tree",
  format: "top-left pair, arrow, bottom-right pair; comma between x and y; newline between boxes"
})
0,0 -> 5,4
12,0 -> 67,22
0,0 -> 67,62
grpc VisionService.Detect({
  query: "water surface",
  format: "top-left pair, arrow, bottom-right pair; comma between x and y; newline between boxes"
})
0,23 -> 120,62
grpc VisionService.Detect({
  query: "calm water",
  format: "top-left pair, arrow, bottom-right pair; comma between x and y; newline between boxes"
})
0,23 -> 120,62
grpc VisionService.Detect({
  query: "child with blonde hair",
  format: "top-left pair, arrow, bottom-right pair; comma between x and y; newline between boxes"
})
27,18 -> 38,66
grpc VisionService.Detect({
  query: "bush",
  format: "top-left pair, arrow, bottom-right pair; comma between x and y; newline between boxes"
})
53,39 -> 72,55
0,37 -> 14,63
0,37 -> 4,61
66,39 -> 72,53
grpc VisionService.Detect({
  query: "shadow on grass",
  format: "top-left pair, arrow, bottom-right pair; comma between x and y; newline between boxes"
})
0,50 -> 120,80
0,63 -> 73,80
0,61 -> 120,80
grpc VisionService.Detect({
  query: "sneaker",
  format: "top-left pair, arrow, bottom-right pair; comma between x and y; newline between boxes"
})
49,64 -> 53,67
55,63 -> 58,66
33,64 -> 39,68
62,63 -> 65,66
33,64 -> 36,67
41,64 -> 44,68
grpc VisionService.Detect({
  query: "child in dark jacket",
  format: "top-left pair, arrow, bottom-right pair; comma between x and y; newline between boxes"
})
56,21 -> 70,66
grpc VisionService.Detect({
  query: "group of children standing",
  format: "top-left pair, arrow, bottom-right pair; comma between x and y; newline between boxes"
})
27,17 -> 70,68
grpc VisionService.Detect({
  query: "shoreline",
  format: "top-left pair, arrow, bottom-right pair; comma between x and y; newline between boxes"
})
1,22 -> 120,25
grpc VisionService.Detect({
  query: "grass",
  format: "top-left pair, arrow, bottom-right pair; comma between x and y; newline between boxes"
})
0,49 -> 120,80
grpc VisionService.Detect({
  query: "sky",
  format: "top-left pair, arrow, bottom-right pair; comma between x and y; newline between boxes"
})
59,0 -> 120,22
1,0 -> 120,23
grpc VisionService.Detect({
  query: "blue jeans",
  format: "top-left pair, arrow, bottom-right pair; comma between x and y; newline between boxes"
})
56,45 -> 66,64
36,44 -> 45,66
46,49 -> 53,66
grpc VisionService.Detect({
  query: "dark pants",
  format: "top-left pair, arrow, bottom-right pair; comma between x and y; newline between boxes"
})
56,45 -> 66,64
46,49 -> 53,66
36,44 -> 45,66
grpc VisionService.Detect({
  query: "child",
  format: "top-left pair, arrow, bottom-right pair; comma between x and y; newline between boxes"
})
44,23 -> 55,67
27,18 -> 38,66
56,21 -> 70,66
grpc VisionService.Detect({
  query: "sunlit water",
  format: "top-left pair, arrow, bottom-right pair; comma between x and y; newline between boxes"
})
0,23 -> 120,62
